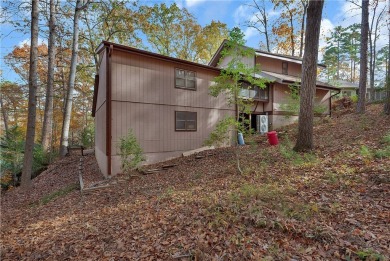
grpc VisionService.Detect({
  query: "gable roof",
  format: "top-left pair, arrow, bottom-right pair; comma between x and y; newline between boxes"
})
209,39 -> 326,68
331,80 -> 359,89
97,41 -> 221,72
256,70 -> 340,91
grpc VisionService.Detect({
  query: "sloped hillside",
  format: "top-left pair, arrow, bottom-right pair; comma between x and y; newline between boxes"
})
1,104 -> 389,260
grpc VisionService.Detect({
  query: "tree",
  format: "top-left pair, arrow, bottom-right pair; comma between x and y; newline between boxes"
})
196,21 -> 228,63
368,0 -> 386,91
21,0 -> 39,189
0,81 -> 28,133
60,0 -> 91,156
4,43 -> 48,84
272,0 -> 299,56
322,24 -> 361,83
293,0 -> 324,152
356,0 -> 369,114
139,3 -> 193,57
41,0 -> 57,152
81,0 -> 143,72
246,0 -> 273,52
298,0 -> 308,57
208,27 -> 268,173
384,8 -> 390,115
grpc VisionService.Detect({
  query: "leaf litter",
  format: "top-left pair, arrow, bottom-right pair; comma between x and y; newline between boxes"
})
1,104 -> 389,260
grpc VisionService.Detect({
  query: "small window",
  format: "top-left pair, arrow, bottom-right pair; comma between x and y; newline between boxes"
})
175,111 -> 197,131
175,69 -> 196,90
282,62 -> 288,75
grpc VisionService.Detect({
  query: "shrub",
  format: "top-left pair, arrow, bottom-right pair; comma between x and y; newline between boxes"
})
0,126 -> 50,189
118,129 -> 144,173
350,95 -> 358,103
80,125 -> 95,148
204,116 -> 236,147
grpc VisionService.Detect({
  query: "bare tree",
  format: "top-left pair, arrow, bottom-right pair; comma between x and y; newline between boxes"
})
21,0 -> 39,189
293,0 -> 324,152
41,0 -> 57,152
356,0 -> 369,114
60,0 -> 90,156
246,0 -> 272,52
368,0 -> 386,92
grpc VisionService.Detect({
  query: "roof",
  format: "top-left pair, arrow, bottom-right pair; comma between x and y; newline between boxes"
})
96,41 -> 221,72
209,39 -> 326,68
254,70 -> 340,91
331,80 -> 359,89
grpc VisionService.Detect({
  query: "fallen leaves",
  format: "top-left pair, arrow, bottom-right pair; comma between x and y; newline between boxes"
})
1,104 -> 390,260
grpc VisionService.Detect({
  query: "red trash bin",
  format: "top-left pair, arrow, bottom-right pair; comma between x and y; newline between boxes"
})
267,131 -> 279,146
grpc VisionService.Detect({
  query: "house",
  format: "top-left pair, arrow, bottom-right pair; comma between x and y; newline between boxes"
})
331,80 -> 358,97
92,41 -> 339,176
209,40 -> 340,129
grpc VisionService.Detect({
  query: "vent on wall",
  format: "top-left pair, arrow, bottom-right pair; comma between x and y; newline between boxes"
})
257,115 -> 268,134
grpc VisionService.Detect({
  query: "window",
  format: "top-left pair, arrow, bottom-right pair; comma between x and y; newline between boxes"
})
175,69 -> 196,90
282,62 -> 288,75
175,111 -> 197,131
239,82 -> 269,100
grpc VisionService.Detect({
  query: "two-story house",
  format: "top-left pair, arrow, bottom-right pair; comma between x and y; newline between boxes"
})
92,41 -> 339,176
209,40 -> 340,130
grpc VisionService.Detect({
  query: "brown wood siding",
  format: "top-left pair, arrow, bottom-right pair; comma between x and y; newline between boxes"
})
111,102 -> 234,155
109,49 -> 235,165
96,50 -> 107,110
273,83 -> 330,112
111,50 -> 230,110
94,48 -> 108,176
218,55 -> 255,69
95,104 -> 107,176
315,89 -> 330,113
256,56 -> 301,77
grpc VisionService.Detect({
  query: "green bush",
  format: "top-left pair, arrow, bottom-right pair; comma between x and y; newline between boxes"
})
204,116 -> 236,147
0,126 -> 50,189
118,129 -> 144,173
350,95 -> 358,103
80,125 -> 95,148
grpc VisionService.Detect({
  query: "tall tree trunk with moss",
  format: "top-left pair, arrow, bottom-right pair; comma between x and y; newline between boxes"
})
42,0 -> 57,152
21,0 -> 39,189
356,0 -> 369,114
293,0 -> 324,152
60,0 -> 90,156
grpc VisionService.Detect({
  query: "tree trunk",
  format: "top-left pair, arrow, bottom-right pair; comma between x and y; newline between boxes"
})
41,0 -> 57,152
60,0 -> 89,156
21,0 -> 39,189
356,0 -> 369,114
293,0 -> 324,152
384,7 -> 390,115
290,15 -> 295,56
299,0 -> 308,58
0,94 -> 9,135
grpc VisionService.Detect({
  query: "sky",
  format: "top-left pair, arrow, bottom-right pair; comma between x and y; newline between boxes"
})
0,0 -> 388,83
